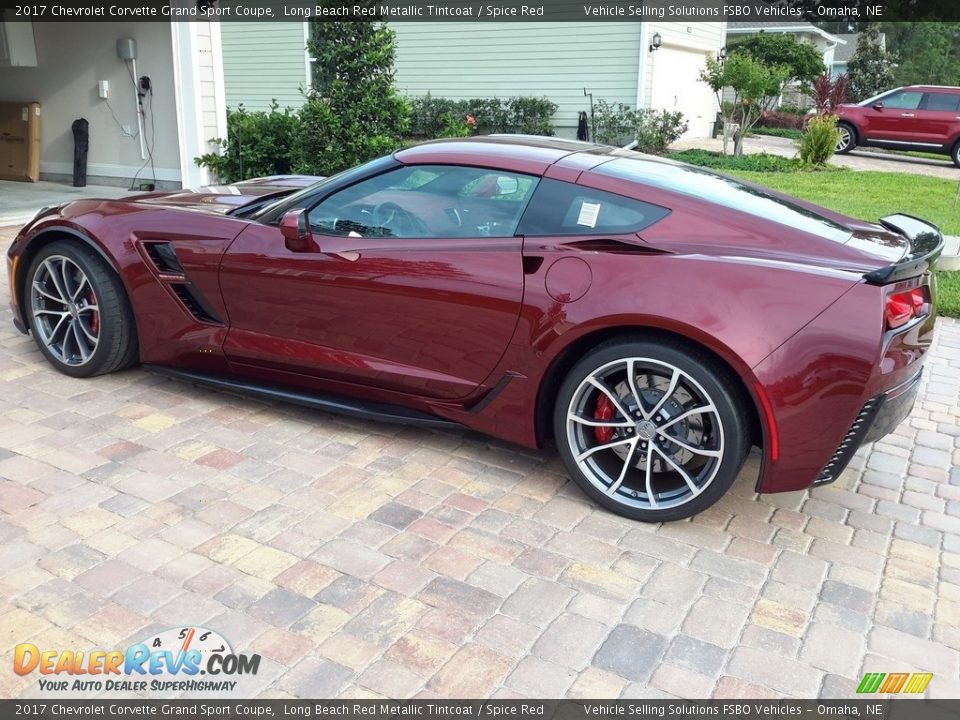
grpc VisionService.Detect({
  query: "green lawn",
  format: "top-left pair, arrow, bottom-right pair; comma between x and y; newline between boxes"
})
937,271 -> 960,319
725,168 -> 960,319
723,169 -> 960,236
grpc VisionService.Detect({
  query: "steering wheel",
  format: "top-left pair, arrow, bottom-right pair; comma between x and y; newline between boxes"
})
371,201 -> 431,237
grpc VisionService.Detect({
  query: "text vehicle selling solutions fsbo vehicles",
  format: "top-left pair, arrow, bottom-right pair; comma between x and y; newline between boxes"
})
7,137 -> 942,521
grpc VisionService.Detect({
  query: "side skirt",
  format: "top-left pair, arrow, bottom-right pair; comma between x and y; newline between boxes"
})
144,365 -> 466,431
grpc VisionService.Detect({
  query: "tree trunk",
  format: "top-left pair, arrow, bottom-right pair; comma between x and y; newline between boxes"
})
733,129 -> 744,156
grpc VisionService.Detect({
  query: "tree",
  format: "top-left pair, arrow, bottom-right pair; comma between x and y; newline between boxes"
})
701,54 -> 789,156
846,27 -> 896,101
728,33 -> 825,91
880,22 -> 960,87
296,11 -> 410,175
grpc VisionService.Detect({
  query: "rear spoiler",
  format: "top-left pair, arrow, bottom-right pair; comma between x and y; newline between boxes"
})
863,213 -> 945,285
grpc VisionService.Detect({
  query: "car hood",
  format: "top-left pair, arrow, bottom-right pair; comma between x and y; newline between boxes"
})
121,175 -> 325,215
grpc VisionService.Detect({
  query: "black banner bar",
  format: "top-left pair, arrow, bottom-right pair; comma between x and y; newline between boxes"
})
1,0 -> 959,22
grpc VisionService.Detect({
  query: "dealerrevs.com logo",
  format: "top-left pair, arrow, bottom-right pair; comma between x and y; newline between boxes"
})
14,626 -> 260,694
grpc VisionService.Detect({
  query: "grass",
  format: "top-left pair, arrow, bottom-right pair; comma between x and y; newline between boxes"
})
750,127 -> 802,140
720,169 -> 960,236
937,271 -> 960,319
669,149 -> 835,173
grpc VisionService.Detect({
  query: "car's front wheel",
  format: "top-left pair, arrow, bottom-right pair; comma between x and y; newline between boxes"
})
554,338 -> 751,522
26,241 -> 138,378
836,123 -> 857,154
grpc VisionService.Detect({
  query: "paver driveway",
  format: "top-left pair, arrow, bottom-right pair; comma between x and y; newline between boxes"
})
1,223 -> 959,700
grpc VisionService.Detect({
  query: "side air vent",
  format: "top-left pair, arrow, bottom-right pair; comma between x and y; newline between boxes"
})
171,283 -> 223,325
144,242 -> 185,275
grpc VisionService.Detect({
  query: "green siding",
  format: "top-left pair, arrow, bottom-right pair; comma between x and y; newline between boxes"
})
221,22 -> 307,111
391,22 -> 643,136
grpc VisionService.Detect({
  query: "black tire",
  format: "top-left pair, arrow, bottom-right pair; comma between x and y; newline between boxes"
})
836,122 -> 857,154
25,241 -> 138,378
553,336 -> 751,522
951,141 -> 960,168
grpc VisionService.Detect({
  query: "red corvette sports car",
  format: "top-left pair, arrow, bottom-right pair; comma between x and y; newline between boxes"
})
6,137 -> 942,522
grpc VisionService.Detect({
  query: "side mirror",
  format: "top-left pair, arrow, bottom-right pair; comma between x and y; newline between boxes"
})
280,209 -> 318,252
872,102 -> 885,110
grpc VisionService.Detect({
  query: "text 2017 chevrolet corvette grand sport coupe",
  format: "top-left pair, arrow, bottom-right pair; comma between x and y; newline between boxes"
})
7,137 -> 943,522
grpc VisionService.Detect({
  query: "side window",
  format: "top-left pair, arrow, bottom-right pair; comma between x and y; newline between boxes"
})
307,165 -> 538,239
517,178 -> 670,236
883,91 -> 923,110
924,93 -> 960,112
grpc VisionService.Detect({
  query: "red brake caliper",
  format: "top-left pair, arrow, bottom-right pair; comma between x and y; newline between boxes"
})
594,394 -> 615,443
88,290 -> 99,334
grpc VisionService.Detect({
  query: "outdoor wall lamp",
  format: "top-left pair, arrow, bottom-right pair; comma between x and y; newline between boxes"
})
649,32 -> 662,53
718,47 -> 727,62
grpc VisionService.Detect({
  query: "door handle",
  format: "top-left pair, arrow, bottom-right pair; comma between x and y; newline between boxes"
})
901,113 -> 915,117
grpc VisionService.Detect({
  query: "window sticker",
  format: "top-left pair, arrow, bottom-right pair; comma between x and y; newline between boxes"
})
577,201 -> 601,228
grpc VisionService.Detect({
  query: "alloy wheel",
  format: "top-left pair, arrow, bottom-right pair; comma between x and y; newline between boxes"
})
565,357 -> 725,511
836,126 -> 853,152
30,255 -> 101,367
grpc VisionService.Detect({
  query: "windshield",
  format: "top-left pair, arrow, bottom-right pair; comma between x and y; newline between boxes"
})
594,155 -> 852,244
251,155 -> 398,223
857,87 -> 903,107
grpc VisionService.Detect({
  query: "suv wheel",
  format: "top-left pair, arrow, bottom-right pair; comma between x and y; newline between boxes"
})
836,123 -> 856,154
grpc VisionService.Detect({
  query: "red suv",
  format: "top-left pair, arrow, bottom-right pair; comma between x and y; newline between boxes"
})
836,85 -> 960,166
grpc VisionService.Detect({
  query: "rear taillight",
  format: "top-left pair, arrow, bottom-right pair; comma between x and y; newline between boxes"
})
885,287 -> 927,330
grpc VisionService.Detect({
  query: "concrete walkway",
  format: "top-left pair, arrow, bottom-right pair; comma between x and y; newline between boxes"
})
0,180 -> 130,226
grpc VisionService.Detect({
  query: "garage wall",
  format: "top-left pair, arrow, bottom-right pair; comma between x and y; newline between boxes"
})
0,22 -> 182,187
392,22 -> 643,137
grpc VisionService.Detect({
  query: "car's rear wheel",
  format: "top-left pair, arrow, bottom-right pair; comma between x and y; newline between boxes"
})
836,123 -> 856,154
554,338 -> 751,522
26,242 -> 137,378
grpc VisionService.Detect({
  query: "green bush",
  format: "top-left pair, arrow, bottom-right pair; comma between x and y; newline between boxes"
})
196,102 -> 301,183
799,114 -> 841,167
594,100 -> 688,153
295,18 -> 411,175
670,149 -> 839,173
750,127 -> 802,140
408,95 -> 557,137
757,110 -> 807,130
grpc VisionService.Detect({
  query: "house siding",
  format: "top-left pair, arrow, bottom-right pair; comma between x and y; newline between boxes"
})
221,22 -> 307,111
391,22 -> 643,136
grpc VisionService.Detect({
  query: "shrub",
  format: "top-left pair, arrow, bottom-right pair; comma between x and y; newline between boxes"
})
799,114 -> 841,167
594,100 -> 688,153
811,73 -> 850,116
778,103 -> 812,115
757,110 -> 807,130
750,127 -> 802,140
196,102 -> 301,183
437,112 -> 475,138
408,95 -> 557,138
410,93 -> 461,138
509,96 -> 557,135
295,17 -> 411,175
670,149 -> 806,172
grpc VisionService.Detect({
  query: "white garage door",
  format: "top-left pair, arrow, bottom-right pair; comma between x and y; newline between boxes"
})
650,45 -> 717,140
